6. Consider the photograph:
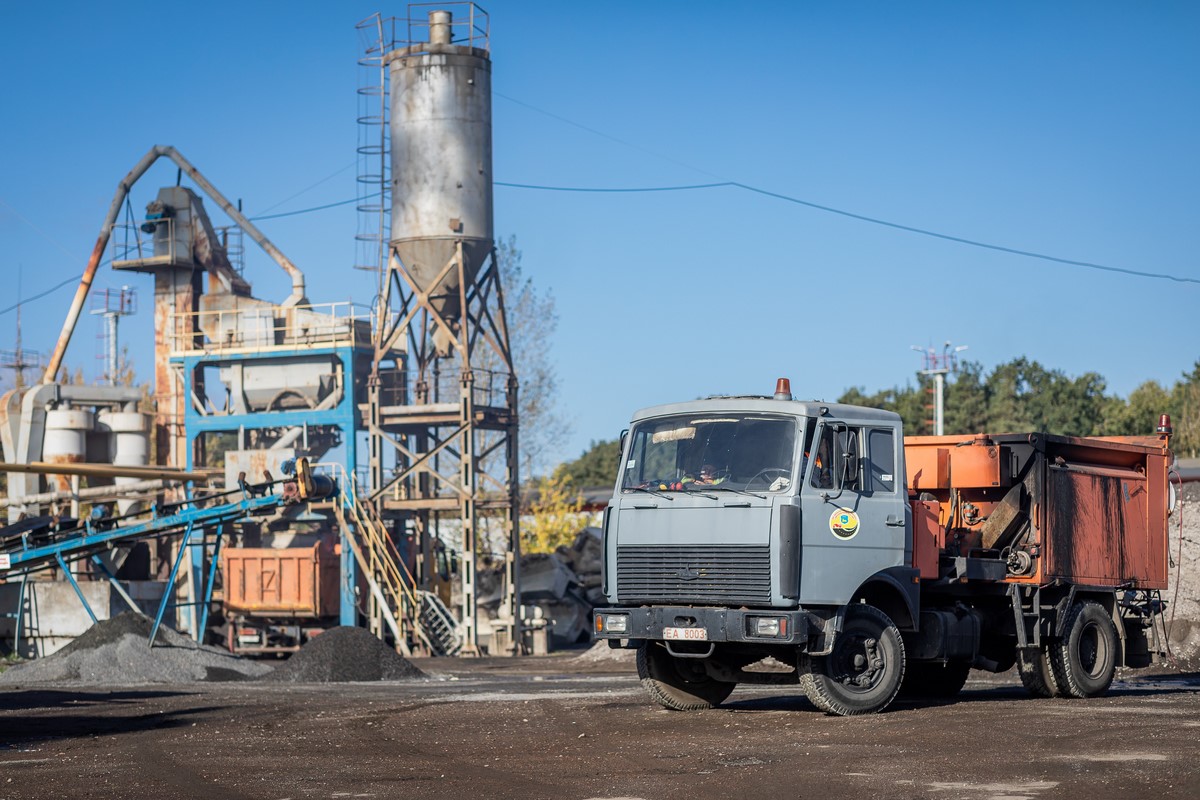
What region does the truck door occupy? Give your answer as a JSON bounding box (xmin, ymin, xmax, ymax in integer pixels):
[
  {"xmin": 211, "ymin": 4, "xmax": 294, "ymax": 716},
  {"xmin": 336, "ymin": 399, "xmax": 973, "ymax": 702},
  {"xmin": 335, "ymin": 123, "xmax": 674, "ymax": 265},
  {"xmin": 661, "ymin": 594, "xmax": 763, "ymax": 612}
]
[{"xmin": 798, "ymin": 421, "xmax": 908, "ymax": 605}]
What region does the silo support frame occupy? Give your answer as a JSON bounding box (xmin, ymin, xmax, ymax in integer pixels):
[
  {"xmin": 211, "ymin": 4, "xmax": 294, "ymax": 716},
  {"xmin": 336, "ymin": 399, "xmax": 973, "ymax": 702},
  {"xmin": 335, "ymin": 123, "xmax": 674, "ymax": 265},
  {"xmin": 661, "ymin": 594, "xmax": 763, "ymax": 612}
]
[{"xmin": 369, "ymin": 241, "xmax": 520, "ymax": 656}]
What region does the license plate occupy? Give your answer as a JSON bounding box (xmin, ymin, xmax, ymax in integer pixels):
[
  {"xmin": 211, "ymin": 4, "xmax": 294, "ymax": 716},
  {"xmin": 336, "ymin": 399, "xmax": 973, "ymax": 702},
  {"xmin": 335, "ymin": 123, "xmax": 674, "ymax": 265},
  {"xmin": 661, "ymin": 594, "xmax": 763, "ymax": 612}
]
[{"xmin": 663, "ymin": 626, "xmax": 708, "ymax": 641}]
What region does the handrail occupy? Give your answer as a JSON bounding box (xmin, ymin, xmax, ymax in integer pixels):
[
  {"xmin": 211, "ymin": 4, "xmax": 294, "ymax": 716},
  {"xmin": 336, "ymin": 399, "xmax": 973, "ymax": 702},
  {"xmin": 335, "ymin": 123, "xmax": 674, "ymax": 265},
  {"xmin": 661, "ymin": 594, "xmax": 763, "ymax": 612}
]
[
  {"xmin": 316, "ymin": 462, "xmax": 446, "ymax": 654},
  {"xmin": 167, "ymin": 301, "xmax": 372, "ymax": 355}
]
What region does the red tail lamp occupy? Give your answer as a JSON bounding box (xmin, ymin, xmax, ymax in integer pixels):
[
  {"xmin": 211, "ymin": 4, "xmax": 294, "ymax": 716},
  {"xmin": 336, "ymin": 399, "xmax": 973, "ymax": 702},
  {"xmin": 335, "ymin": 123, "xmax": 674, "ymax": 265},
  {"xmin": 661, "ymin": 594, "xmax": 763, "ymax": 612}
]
[
  {"xmin": 1157, "ymin": 414, "xmax": 1173, "ymax": 436},
  {"xmin": 774, "ymin": 377, "xmax": 792, "ymax": 401}
]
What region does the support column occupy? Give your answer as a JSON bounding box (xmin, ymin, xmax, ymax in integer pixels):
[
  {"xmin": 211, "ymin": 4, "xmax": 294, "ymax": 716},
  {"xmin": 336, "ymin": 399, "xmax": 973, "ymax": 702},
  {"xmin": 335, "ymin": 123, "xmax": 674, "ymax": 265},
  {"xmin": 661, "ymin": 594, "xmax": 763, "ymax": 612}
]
[{"xmin": 459, "ymin": 367, "xmax": 479, "ymax": 656}]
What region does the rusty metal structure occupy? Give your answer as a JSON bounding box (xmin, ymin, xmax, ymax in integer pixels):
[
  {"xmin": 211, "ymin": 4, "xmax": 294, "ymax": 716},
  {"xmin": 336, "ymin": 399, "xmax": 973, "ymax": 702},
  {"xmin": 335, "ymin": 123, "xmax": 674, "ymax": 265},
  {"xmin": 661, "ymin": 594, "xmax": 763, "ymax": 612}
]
[
  {"xmin": 905, "ymin": 431, "xmax": 1172, "ymax": 588},
  {"xmin": 6, "ymin": 5, "xmax": 521, "ymax": 659},
  {"xmin": 361, "ymin": 4, "xmax": 521, "ymax": 656}
]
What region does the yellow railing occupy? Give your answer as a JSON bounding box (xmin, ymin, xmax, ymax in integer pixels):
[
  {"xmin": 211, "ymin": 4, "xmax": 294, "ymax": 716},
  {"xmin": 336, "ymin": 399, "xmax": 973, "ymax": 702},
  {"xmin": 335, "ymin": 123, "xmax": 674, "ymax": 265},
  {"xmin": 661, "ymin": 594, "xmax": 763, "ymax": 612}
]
[{"xmin": 317, "ymin": 463, "xmax": 438, "ymax": 655}]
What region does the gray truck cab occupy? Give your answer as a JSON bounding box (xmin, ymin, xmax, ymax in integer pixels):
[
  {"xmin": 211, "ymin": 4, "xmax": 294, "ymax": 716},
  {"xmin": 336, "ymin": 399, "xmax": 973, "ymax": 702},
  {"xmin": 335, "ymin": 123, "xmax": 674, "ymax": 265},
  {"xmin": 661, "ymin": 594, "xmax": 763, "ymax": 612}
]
[{"xmin": 593, "ymin": 391, "xmax": 918, "ymax": 715}]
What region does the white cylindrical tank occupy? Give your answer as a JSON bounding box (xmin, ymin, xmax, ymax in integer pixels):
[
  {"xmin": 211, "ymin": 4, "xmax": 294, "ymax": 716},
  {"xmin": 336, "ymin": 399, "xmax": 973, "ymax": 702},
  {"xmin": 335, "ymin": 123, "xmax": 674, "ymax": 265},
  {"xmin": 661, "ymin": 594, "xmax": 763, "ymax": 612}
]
[
  {"xmin": 98, "ymin": 410, "xmax": 150, "ymax": 515},
  {"xmin": 43, "ymin": 408, "xmax": 93, "ymax": 493},
  {"xmin": 386, "ymin": 7, "xmax": 493, "ymax": 322}
]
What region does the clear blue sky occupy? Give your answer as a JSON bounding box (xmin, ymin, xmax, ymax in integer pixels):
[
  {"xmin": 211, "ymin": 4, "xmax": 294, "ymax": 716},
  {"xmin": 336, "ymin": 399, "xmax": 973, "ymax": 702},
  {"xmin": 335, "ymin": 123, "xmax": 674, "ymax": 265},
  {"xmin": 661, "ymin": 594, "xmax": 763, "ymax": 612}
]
[{"xmin": 1, "ymin": 1, "xmax": 1197, "ymax": 467}]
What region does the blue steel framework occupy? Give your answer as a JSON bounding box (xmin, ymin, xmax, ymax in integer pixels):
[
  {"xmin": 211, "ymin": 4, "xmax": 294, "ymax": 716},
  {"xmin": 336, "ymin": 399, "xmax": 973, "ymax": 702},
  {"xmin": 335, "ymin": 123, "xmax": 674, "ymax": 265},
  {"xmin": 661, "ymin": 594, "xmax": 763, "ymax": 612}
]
[
  {"xmin": 173, "ymin": 342, "xmax": 366, "ymax": 626},
  {"xmin": 2, "ymin": 485, "xmax": 292, "ymax": 647}
]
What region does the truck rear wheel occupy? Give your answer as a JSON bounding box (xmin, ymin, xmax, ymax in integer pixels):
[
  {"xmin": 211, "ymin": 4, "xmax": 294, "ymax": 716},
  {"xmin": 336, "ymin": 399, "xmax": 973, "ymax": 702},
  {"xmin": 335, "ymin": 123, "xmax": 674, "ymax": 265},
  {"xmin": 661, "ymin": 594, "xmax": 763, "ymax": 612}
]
[
  {"xmin": 636, "ymin": 643, "xmax": 735, "ymax": 711},
  {"xmin": 799, "ymin": 604, "xmax": 905, "ymax": 716},
  {"xmin": 1016, "ymin": 646, "xmax": 1062, "ymax": 698},
  {"xmin": 1049, "ymin": 601, "xmax": 1117, "ymax": 698}
]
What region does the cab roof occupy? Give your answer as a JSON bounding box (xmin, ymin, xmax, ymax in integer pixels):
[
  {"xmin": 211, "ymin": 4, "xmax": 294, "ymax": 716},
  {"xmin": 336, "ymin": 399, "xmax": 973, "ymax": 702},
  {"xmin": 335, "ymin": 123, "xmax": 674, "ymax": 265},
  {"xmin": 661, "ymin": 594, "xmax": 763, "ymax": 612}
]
[{"xmin": 630, "ymin": 397, "xmax": 902, "ymax": 425}]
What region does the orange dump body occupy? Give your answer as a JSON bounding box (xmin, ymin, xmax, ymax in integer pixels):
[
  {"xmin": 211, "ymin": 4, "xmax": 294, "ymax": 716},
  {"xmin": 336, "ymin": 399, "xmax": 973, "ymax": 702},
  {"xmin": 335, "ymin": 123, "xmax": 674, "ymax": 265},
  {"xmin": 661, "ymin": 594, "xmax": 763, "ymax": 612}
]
[
  {"xmin": 222, "ymin": 542, "xmax": 340, "ymax": 617},
  {"xmin": 904, "ymin": 432, "xmax": 1172, "ymax": 589}
]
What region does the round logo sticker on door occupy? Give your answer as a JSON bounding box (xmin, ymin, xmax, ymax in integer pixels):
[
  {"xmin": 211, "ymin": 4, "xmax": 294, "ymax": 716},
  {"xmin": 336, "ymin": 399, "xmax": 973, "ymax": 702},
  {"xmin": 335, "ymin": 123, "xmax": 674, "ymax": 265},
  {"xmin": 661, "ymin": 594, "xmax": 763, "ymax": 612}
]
[{"xmin": 829, "ymin": 508, "xmax": 860, "ymax": 540}]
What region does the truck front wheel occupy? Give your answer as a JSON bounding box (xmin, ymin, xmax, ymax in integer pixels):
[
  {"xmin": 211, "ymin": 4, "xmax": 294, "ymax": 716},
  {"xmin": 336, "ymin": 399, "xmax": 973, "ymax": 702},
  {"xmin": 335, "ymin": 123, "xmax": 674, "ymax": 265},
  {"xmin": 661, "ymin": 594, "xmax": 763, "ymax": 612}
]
[
  {"xmin": 799, "ymin": 604, "xmax": 905, "ymax": 716},
  {"xmin": 636, "ymin": 643, "xmax": 736, "ymax": 711}
]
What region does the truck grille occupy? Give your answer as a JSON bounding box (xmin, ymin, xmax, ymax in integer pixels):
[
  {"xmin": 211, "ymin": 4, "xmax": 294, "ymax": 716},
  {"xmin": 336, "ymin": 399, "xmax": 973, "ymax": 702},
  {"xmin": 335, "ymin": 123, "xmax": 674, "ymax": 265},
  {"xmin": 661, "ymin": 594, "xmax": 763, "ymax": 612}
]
[{"xmin": 616, "ymin": 544, "xmax": 771, "ymax": 605}]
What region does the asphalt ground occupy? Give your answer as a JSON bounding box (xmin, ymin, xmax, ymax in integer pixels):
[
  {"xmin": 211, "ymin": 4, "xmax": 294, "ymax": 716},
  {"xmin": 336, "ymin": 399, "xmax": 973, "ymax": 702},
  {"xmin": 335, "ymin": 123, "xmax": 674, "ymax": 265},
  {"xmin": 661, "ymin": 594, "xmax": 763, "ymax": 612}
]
[{"xmin": 2, "ymin": 656, "xmax": 1199, "ymax": 800}]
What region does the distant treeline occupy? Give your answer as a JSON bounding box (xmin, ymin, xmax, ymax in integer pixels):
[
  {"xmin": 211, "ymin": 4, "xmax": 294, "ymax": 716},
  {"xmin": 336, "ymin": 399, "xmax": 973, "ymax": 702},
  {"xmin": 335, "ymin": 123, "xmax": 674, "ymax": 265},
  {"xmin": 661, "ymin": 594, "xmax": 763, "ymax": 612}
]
[
  {"xmin": 839, "ymin": 357, "xmax": 1200, "ymax": 458},
  {"xmin": 556, "ymin": 357, "xmax": 1200, "ymax": 489}
]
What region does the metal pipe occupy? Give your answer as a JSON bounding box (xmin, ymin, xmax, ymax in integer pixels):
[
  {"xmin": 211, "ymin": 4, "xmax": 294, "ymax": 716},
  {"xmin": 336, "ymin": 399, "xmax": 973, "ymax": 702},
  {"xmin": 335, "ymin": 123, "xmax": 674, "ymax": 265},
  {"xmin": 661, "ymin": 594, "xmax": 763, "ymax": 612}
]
[
  {"xmin": 0, "ymin": 477, "xmax": 173, "ymax": 508},
  {"xmin": 0, "ymin": 461, "xmax": 215, "ymax": 481},
  {"xmin": 42, "ymin": 145, "xmax": 308, "ymax": 384},
  {"xmin": 43, "ymin": 147, "xmax": 161, "ymax": 384},
  {"xmin": 429, "ymin": 10, "xmax": 452, "ymax": 44},
  {"xmin": 162, "ymin": 146, "xmax": 307, "ymax": 308}
]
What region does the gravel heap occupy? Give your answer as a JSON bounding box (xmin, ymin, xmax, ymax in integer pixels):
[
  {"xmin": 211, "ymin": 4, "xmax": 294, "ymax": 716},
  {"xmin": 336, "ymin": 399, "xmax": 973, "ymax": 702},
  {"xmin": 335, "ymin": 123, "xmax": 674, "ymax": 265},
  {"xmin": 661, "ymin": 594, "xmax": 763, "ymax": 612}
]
[
  {"xmin": 262, "ymin": 626, "xmax": 425, "ymax": 682},
  {"xmin": 0, "ymin": 612, "xmax": 271, "ymax": 684},
  {"xmin": 570, "ymin": 640, "xmax": 635, "ymax": 664}
]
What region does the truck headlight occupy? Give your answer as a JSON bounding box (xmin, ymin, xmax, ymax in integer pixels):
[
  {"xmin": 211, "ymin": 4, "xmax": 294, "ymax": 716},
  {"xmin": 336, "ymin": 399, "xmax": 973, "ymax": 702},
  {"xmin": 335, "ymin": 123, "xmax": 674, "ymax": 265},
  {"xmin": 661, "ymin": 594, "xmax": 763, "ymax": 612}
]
[
  {"xmin": 750, "ymin": 616, "xmax": 787, "ymax": 637},
  {"xmin": 597, "ymin": 614, "xmax": 628, "ymax": 634}
]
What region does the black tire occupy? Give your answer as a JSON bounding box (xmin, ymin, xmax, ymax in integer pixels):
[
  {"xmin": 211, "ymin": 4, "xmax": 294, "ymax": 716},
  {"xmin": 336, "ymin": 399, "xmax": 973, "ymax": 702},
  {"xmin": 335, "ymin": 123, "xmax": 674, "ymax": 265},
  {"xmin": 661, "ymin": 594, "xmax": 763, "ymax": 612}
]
[
  {"xmin": 1016, "ymin": 646, "xmax": 1062, "ymax": 698},
  {"xmin": 799, "ymin": 604, "xmax": 905, "ymax": 716},
  {"xmin": 636, "ymin": 643, "xmax": 735, "ymax": 711},
  {"xmin": 1049, "ymin": 601, "xmax": 1118, "ymax": 698},
  {"xmin": 899, "ymin": 660, "xmax": 971, "ymax": 698}
]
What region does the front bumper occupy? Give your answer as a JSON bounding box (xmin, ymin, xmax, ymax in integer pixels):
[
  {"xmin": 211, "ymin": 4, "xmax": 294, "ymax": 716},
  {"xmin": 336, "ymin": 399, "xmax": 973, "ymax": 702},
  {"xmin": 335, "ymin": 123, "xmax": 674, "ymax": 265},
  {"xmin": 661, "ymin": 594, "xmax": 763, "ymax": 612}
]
[{"xmin": 593, "ymin": 605, "xmax": 812, "ymax": 646}]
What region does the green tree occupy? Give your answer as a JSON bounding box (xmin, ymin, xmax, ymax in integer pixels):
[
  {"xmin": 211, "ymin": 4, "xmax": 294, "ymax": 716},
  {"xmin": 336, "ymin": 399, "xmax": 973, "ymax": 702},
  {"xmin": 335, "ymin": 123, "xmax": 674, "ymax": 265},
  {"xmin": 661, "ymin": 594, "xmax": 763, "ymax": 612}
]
[
  {"xmin": 1102, "ymin": 380, "xmax": 1170, "ymax": 436},
  {"xmin": 837, "ymin": 383, "xmax": 926, "ymax": 433},
  {"xmin": 944, "ymin": 360, "xmax": 988, "ymax": 434},
  {"xmin": 556, "ymin": 438, "xmax": 622, "ymax": 489},
  {"xmin": 1171, "ymin": 360, "xmax": 1200, "ymax": 457}
]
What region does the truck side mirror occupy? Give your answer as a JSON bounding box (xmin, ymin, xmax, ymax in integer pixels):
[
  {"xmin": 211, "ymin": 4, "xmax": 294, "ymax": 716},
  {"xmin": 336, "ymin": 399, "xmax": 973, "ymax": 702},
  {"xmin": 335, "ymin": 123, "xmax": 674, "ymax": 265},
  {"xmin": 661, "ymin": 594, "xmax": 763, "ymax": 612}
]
[
  {"xmin": 836, "ymin": 427, "xmax": 860, "ymax": 490},
  {"xmin": 620, "ymin": 429, "xmax": 629, "ymax": 453}
]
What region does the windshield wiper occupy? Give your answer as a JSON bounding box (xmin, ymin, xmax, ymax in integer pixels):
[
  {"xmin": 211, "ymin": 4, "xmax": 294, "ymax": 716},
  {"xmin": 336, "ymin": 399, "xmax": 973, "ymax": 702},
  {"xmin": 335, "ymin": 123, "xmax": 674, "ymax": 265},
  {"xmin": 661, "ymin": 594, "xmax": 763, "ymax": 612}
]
[
  {"xmin": 679, "ymin": 485, "xmax": 717, "ymax": 500},
  {"xmin": 624, "ymin": 486, "xmax": 675, "ymax": 501}
]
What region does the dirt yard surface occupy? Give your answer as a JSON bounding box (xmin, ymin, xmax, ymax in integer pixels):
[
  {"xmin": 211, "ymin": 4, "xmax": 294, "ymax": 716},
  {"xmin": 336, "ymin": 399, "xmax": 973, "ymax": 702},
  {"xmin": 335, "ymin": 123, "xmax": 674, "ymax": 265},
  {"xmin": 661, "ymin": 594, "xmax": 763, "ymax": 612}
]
[{"xmin": 2, "ymin": 656, "xmax": 1199, "ymax": 800}]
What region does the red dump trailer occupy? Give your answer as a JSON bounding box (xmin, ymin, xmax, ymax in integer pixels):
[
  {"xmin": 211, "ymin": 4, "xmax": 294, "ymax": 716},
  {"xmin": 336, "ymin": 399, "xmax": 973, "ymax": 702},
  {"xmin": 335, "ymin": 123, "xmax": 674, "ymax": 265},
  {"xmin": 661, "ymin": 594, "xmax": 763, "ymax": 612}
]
[{"xmin": 220, "ymin": 541, "xmax": 340, "ymax": 654}]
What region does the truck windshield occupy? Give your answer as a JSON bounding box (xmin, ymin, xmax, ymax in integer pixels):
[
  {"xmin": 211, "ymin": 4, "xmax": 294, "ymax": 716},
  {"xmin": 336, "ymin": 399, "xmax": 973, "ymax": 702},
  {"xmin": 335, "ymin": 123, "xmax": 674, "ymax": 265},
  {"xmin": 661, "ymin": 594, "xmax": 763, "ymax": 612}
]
[{"xmin": 621, "ymin": 414, "xmax": 798, "ymax": 494}]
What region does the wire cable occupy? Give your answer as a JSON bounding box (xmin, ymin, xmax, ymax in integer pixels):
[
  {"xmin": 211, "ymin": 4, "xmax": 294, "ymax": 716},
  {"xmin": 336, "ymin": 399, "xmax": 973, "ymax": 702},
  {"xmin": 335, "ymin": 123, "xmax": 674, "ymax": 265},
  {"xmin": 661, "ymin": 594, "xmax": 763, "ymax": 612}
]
[
  {"xmin": 0, "ymin": 275, "xmax": 81, "ymax": 316},
  {"xmin": 493, "ymin": 91, "xmax": 1198, "ymax": 286},
  {"xmin": 495, "ymin": 180, "xmax": 1200, "ymax": 286},
  {"xmin": 251, "ymin": 159, "xmax": 358, "ymax": 216},
  {"xmin": 247, "ymin": 192, "xmax": 379, "ymax": 221}
]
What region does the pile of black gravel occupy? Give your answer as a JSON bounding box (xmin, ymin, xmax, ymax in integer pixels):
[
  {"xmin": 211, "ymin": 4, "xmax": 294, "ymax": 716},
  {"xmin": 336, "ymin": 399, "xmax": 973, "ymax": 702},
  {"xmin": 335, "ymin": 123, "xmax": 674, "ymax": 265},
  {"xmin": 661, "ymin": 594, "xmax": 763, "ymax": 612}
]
[
  {"xmin": 262, "ymin": 626, "xmax": 426, "ymax": 683},
  {"xmin": 0, "ymin": 611, "xmax": 271, "ymax": 684},
  {"xmin": 54, "ymin": 610, "xmax": 156, "ymax": 656}
]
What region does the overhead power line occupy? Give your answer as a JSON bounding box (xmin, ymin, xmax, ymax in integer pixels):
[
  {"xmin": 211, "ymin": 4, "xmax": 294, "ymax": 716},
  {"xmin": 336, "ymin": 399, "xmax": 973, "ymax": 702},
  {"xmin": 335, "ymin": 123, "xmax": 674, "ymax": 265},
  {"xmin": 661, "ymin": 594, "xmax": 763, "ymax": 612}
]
[
  {"xmin": 0, "ymin": 275, "xmax": 80, "ymax": 316},
  {"xmin": 495, "ymin": 180, "xmax": 1198, "ymax": 286},
  {"xmin": 492, "ymin": 92, "xmax": 1197, "ymax": 287}
]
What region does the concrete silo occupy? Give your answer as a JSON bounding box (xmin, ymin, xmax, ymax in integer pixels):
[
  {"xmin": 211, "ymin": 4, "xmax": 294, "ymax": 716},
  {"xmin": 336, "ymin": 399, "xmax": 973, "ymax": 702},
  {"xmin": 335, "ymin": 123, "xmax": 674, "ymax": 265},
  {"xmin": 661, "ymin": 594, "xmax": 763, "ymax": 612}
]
[
  {"xmin": 368, "ymin": 5, "xmax": 521, "ymax": 657},
  {"xmin": 386, "ymin": 8, "xmax": 493, "ymax": 323}
]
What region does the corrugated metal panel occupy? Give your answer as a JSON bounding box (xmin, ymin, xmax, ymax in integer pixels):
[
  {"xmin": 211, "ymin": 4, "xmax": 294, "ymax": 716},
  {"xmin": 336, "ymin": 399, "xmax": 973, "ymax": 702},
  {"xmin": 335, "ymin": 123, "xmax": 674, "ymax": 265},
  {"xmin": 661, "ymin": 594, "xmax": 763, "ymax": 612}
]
[
  {"xmin": 222, "ymin": 543, "xmax": 339, "ymax": 617},
  {"xmin": 617, "ymin": 544, "xmax": 770, "ymax": 605}
]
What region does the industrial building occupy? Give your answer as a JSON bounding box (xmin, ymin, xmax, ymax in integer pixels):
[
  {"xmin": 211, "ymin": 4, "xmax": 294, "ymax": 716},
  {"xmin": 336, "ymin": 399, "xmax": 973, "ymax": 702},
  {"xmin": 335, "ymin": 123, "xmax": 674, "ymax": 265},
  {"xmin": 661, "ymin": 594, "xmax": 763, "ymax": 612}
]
[{"xmin": 1, "ymin": 3, "xmax": 523, "ymax": 659}]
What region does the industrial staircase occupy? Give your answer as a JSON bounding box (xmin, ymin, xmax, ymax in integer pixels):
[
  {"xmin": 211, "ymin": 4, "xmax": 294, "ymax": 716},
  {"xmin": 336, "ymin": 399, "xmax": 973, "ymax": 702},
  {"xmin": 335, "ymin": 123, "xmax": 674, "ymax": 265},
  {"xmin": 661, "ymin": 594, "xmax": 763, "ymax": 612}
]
[{"xmin": 335, "ymin": 476, "xmax": 461, "ymax": 656}]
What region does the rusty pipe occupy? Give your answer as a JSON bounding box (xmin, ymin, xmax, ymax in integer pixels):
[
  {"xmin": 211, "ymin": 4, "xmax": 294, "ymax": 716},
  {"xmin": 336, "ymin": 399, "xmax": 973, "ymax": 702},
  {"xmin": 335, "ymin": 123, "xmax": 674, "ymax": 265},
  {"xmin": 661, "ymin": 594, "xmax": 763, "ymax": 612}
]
[
  {"xmin": 41, "ymin": 145, "xmax": 308, "ymax": 384},
  {"xmin": 42, "ymin": 147, "xmax": 163, "ymax": 384},
  {"xmin": 160, "ymin": 146, "xmax": 307, "ymax": 308},
  {"xmin": 0, "ymin": 461, "xmax": 216, "ymax": 481}
]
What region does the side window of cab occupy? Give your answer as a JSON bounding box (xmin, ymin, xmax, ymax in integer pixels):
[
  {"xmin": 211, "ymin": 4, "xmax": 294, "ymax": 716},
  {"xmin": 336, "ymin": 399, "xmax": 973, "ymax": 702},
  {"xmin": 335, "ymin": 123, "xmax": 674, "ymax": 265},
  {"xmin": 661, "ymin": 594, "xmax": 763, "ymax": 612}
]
[{"xmin": 866, "ymin": 428, "xmax": 897, "ymax": 493}]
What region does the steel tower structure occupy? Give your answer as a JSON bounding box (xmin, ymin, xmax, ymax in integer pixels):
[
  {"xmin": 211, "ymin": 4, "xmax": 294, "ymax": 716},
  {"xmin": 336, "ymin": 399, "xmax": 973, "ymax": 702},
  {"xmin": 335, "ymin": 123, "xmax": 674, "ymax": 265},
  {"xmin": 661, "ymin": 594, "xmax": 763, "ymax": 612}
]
[{"xmin": 366, "ymin": 5, "xmax": 520, "ymax": 656}]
